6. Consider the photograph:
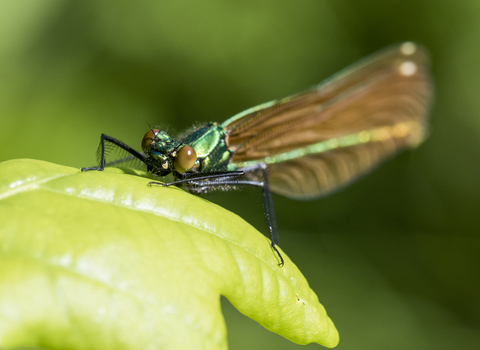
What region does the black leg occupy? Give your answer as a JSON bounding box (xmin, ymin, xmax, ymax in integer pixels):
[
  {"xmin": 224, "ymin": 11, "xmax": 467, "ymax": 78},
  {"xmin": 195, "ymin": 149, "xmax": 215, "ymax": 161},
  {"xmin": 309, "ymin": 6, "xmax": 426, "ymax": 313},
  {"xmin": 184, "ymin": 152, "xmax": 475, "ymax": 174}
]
[
  {"xmin": 176, "ymin": 171, "xmax": 285, "ymax": 267},
  {"xmin": 260, "ymin": 167, "xmax": 283, "ymax": 266},
  {"xmin": 82, "ymin": 134, "xmax": 146, "ymax": 172},
  {"xmin": 148, "ymin": 170, "xmax": 245, "ymax": 187}
]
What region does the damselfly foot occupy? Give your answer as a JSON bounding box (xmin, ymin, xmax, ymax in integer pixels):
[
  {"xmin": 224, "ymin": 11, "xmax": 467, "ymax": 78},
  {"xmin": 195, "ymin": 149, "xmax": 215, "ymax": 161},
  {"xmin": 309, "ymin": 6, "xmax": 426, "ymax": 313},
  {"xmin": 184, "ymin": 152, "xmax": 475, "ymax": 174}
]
[
  {"xmin": 81, "ymin": 167, "xmax": 103, "ymax": 172},
  {"xmin": 148, "ymin": 181, "xmax": 169, "ymax": 187},
  {"xmin": 272, "ymin": 243, "xmax": 285, "ymax": 267}
]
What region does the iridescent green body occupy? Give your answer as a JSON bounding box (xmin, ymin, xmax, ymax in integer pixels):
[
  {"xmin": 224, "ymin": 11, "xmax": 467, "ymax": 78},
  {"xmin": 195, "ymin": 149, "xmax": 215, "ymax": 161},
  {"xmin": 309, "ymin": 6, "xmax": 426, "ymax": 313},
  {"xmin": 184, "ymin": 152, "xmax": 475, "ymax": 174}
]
[
  {"xmin": 182, "ymin": 122, "xmax": 232, "ymax": 173},
  {"xmin": 227, "ymin": 121, "xmax": 422, "ymax": 171}
]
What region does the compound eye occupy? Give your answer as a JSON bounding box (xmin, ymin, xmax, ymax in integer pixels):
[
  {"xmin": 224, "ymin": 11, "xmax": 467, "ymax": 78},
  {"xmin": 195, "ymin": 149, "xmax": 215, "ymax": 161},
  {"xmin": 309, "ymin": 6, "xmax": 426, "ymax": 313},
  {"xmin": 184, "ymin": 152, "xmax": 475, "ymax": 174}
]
[
  {"xmin": 141, "ymin": 129, "xmax": 160, "ymax": 152},
  {"xmin": 174, "ymin": 145, "xmax": 197, "ymax": 173}
]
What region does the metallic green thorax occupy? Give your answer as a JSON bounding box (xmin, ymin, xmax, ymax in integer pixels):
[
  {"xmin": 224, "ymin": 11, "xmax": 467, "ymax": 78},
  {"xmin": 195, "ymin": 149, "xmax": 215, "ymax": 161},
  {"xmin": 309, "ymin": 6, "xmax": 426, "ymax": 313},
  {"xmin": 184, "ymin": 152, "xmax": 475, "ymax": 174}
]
[
  {"xmin": 144, "ymin": 122, "xmax": 233, "ymax": 176},
  {"xmin": 182, "ymin": 122, "xmax": 233, "ymax": 173}
]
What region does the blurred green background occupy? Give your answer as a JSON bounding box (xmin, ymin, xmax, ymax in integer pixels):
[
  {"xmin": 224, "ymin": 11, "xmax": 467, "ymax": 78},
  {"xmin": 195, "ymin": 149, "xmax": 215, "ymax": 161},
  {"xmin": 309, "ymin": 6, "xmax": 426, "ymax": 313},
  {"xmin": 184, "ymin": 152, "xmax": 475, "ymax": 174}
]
[{"xmin": 1, "ymin": 1, "xmax": 479, "ymax": 349}]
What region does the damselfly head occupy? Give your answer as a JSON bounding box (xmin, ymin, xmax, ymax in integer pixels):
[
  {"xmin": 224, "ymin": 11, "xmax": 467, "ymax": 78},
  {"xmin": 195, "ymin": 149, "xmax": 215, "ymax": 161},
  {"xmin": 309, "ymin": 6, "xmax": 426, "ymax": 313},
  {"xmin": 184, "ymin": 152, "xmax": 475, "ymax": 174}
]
[
  {"xmin": 141, "ymin": 129, "xmax": 177, "ymax": 155},
  {"xmin": 141, "ymin": 129, "xmax": 197, "ymax": 175}
]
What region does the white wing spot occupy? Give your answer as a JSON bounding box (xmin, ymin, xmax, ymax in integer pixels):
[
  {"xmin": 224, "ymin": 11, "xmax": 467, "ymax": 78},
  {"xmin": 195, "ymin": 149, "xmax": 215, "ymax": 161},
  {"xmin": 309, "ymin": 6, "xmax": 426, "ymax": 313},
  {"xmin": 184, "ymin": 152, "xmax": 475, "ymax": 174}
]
[
  {"xmin": 400, "ymin": 42, "xmax": 417, "ymax": 55},
  {"xmin": 399, "ymin": 61, "xmax": 417, "ymax": 76}
]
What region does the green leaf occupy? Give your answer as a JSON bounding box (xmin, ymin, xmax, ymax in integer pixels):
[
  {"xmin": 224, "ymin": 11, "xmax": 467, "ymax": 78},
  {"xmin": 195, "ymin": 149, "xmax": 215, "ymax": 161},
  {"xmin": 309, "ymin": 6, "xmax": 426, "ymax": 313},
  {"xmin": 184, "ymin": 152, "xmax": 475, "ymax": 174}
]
[{"xmin": 0, "ymin": 159, "xmax": 339, "ymax": 349}]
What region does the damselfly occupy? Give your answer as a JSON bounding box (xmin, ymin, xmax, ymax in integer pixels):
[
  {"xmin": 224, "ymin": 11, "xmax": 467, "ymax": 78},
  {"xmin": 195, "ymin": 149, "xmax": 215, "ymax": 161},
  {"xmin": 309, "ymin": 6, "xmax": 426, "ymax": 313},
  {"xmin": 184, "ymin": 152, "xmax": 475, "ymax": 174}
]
[{"xmin": 82, "ymin": 42, "xmax": 433, "ymax": 266}]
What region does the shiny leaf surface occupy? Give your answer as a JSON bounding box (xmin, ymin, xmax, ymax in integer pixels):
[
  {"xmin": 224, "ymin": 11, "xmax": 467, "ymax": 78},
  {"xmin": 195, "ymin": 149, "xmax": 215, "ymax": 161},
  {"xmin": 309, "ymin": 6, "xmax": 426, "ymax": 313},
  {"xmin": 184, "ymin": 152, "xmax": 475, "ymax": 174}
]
[{"xmin": 0, "ymin": 159, "xmax": 338, "ymax": 349}]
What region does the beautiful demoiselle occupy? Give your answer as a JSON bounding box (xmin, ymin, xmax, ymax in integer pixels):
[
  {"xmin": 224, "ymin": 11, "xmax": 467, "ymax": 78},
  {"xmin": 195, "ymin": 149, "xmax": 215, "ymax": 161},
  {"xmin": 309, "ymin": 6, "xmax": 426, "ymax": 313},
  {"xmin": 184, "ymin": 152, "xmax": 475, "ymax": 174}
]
[{"xmin": 83, "ymin": 42, "xmax": 433, "ymax": 266}]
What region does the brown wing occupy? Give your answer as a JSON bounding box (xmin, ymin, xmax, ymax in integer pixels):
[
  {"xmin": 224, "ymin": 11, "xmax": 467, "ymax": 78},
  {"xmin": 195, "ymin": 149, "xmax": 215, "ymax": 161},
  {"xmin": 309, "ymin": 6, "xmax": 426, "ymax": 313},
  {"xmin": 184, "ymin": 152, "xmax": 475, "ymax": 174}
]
[{"xmin": 222, "ymin": 42, "xmax": 433, "ymax": 199}]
